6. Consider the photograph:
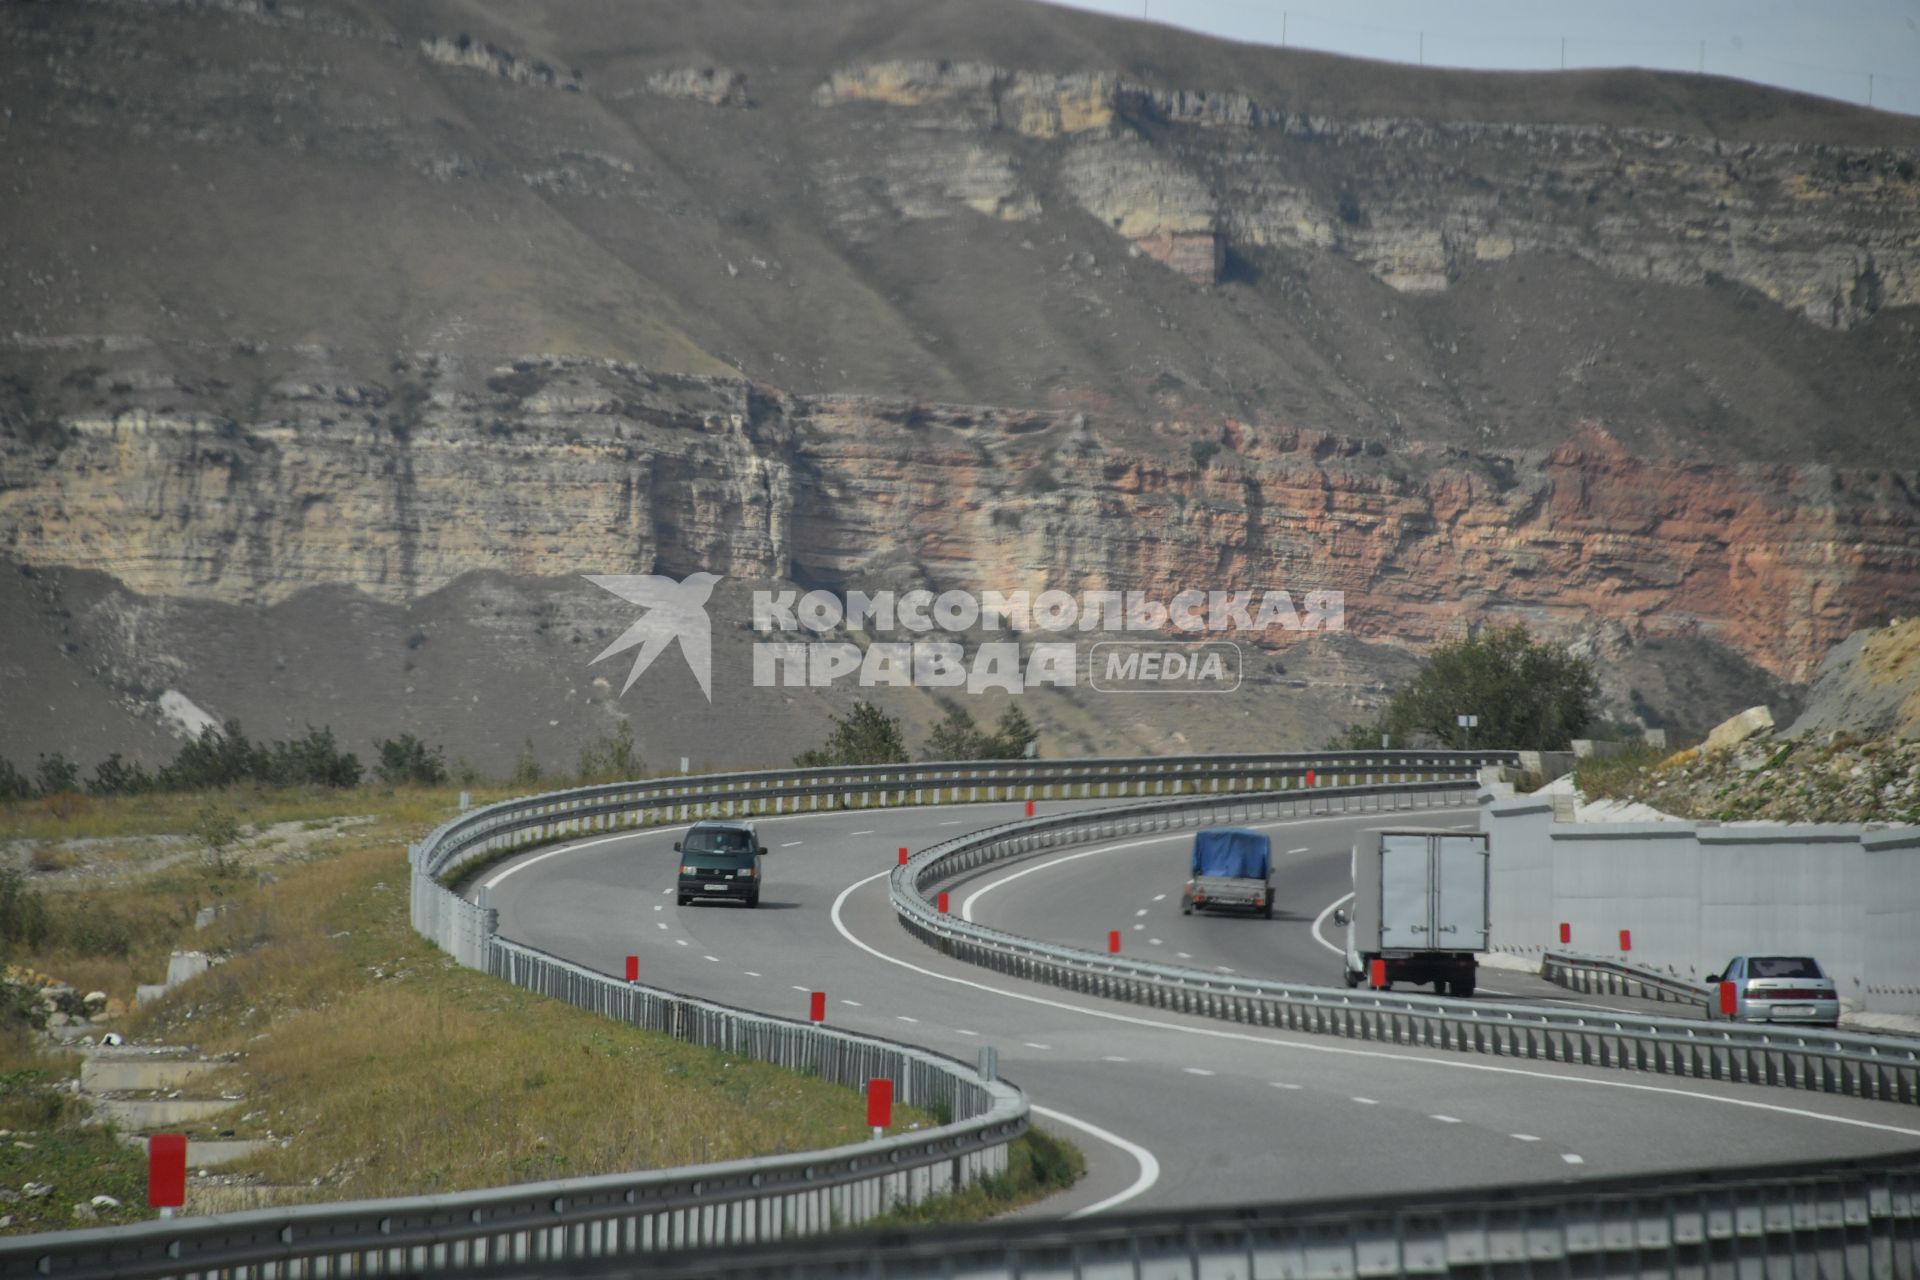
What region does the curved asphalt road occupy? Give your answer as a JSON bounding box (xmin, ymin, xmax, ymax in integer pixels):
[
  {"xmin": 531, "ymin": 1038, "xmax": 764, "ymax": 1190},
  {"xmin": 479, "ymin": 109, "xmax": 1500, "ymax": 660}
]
[{"xmin": 479, "ymin": 801, "xmax": 1920, "ymax": 1217}]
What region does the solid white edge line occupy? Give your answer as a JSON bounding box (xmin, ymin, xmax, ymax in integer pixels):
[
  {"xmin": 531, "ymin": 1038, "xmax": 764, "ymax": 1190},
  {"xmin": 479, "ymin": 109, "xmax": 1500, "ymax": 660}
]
[
  {"xmin": 827, "ymin": 869, "xmax": 1920, "ymax": 1142},
  {"xmin": 1030, "ymin": 1104, "xmax": 1161, "ymax": 1218}
]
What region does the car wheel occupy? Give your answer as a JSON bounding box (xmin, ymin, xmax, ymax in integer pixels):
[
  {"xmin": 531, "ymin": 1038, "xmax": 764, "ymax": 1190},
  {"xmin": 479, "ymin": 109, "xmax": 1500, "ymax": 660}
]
[{"xmin": 747, "ymin": 892, "xmax": 760, "ymax": 909}]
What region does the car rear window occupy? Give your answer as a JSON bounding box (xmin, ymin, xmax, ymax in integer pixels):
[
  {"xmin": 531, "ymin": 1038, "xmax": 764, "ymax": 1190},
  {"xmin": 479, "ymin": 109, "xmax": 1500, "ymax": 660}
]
[
  {"xmin": 684, "ymin": 828, "xmax": 754, "ymax": 855},
  {"xmin": 1748, "ymin": 957, "xmax": 1823, "ymax": 979}
]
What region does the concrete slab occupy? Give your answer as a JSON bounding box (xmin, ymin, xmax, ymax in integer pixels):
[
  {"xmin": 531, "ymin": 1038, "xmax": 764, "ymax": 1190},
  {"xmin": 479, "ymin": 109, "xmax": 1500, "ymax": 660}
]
[
  {"xmin": 82, "ymin": 1058, "xmax": 220, "ymax": 1092},
  {"xmin": 93, "ymin": 1097, "xmax": 238, "ymax": 1128}
]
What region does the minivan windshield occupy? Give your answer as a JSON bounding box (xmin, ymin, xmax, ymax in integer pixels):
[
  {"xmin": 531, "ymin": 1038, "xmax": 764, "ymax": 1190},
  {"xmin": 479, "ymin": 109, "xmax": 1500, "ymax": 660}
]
[{"xmin": 683, "ymin": 828, "xmax": 755, "ymax": 855}]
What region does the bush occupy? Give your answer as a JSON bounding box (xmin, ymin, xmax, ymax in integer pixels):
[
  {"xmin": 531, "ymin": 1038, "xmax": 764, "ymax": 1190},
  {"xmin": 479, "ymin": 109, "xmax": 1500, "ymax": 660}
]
[
  {"xmin": 374, "ymin": 734, "xmax": 448, "ymax": 786},
  {"xmin": 1334, "ymin": 623, "xmax": 1598, "ymax": 752},
  {"xmin": 577, "ymin": 721, "xmax": 643, "ymax": 783},
  {"xmin": 159, "ymin": 720, "xmax": 269, "ymax": 790},
  {"xmin": 923, "ymin": 702, "xmax": 1041, "ymax": 761},
  {"xmin": 1189, "ymin": 440, "xmax": 1221, "ymax": 469},
  {"xmin": 0, "ymin": 758, "xmax": 32, "ymax": 801},
  {"xmin": 193, "ymin": 802, "xmax": 245, "ymax": 878},
  {"xmin": 87, "ymin": 752, "xmax": 155, "ymax": 796},
  {"xmin": 0, "ymin": 868, "xmax": 51, "ymax": 956},
  {"xmin": 266, "ymin": 725, "xmax": 364, "ymax": 788},
  {"xmin": 795, "ymin": 701, "xmax": 908, "ymax": 767},
  {"xmin": 509, "ymin": 738, "xmax": 544, "ymax": 788},
  {"xmin": 34, "ymin": 752, "xmax": 80, "ymax": 797}
]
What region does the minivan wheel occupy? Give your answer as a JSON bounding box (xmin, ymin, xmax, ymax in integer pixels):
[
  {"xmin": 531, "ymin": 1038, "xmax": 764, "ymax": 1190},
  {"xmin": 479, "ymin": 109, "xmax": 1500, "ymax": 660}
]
[
  {"xmin": 747, "ymin": 892, "xmax": 760, "ymax": 909},
  {"xmin": 677, "ymin": 894, "xmax": 690, "ymax": 906}
]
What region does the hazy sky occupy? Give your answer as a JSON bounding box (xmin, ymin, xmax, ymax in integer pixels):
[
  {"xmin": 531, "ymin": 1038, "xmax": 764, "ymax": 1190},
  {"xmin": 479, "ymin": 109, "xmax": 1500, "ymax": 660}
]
[{"xmin": 1044, "ymin": 0, "xmax": 1920, "ymax": 116}]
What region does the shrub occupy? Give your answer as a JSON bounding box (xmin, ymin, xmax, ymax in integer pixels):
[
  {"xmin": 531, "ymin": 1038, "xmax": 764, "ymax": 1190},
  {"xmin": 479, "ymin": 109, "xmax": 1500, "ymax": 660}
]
[
  {"xmin": 193, "ymin": 803, "xmax": 245, "ymax": 878},
  {"xmin": 374, "ymin": 734, "xmax": 448, "ymax": 786},
  {"xmin": 795, "ymin": 701, "xmax": 908, "ymax": 767},
  {"xmin": 87, "ymin": 752, "xmax": 155, "ymax": 796},
  {"xmin": 266, "ymin": 725, "xmax": 364, "ymax": 788},
  {"xmin": 0, "ymin": 757, "xmax": 33, "ymax": 801},
  {"xmin": 0, "ymin": 868, "xmax": 51, "ymax": 956},
  {"xmin": 34, "ymin": 752, "xmax": 81, "ymax": 797}
]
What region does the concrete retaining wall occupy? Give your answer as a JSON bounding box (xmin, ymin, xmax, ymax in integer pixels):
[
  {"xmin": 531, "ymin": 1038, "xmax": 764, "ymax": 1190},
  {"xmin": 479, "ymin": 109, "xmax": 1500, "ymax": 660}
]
[{"xmin": 1480, "ymin": 793, "xmax": 1920, "ymax": 1014}]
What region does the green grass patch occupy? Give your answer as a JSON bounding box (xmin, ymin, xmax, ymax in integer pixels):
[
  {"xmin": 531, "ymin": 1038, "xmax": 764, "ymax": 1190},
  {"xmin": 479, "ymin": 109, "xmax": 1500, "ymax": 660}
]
[
  {"xmin": 1570, "ymin": 743, "xmax": 1672, "ymax": 802},
  {"xmin": 862, "ymin": 1127, "xmax": 1084, "ymax": 1226},
  {"xmin": 0, "ymin": 1037, "xmax": 149, "ymax": 1234}
]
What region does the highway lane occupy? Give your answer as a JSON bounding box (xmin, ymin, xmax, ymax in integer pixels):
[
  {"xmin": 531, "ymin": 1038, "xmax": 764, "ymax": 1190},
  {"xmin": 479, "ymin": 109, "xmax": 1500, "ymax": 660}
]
[
  {"xmin": 951, "ymin": 811, "xmax": 1696, "ymax": 1013},
  {"xmin": 479, "ymin": 801, "xmax": 1920, "ymax": 1216}
]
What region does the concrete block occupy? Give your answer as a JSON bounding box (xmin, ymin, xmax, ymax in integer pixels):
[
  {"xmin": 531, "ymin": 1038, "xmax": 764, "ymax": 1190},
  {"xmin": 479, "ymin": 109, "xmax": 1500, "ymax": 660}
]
[
  {"xmin": 82, "ymin": 1058, "xmax": 218, "ymax": 1092},
  {"xmin": 92, "ymin": 1097, "xmax": 237, "ymax": 1128},
  {"xmin": 165, "ymin": 952, "xmax": 211, "ymax": 987}
]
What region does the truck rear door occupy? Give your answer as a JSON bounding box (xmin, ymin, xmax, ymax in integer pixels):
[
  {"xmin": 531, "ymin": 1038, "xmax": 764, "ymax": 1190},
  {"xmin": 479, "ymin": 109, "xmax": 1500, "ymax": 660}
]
[
  {"xmin": 1378, "ymin": 834, "xmax": 1431, "ymax": 949},
  {"xmin": 1432, "ymin": 834, "xmax": 1489, "ymax": 950}
]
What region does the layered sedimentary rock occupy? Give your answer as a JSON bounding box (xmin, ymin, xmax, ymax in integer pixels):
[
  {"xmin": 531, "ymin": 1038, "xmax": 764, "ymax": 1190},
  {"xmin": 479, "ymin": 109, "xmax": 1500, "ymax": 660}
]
[{"xmin": 4, "ymin": 353, "xmax": 1915, "ymax": 685}]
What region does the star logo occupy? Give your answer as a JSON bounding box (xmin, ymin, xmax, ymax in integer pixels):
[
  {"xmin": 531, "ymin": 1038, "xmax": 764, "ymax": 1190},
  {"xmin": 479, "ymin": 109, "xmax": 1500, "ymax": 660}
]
[{"xmin": 585, "ymin": 572, "xmax": 721, "ymax": 700}]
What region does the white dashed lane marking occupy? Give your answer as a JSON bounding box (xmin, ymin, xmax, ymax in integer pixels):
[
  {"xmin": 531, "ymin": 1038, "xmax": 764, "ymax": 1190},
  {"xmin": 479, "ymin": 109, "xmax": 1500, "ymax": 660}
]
[
  {"xmin": 1104, "ymin": 1055, "xmax": 1130, "ymax": 1063},
  {"xmin": 1184, "ymin": 1068, "xmax": 1216, "ymax": 1077},
  {"xmin": 841, "ymin": 1000, "xmax": 862, "ymax": 1007},
  {"xmin": 1512, "ymin": 1134, "xmax": 1541, "ymax": 1143},
  {"xmin": 675, "ymin": 939, "xmax": 689, "ymax": 947},
  {"xmin": 703, "ymin": 955, "xmax": 720, "ymax": 963},
  {"xmin": 1024, "ymin": 1042, "xmax": 1052, "ymax": 1050},
  {"xmin": 780, "ymin": 841, "xmax": 804, "ymax": 847},
  {"xmin": 1431, "ymin": 1115, "xmax": 1462, "ymax": 1124},
  {"xmin": 1271, "ymin": 1082, "xmax": 1302, "ymax": 1091},
  {"xmin": 1562, "ymin": 1154, "xmax": 1585, "ymax": 1165},
  {"xmin": 1287, "ymin": 847, "xmax": 1311, "ymax": 854},
  {"xmin": 849, "ymin": 829, "xmax": 873, "ymax": 836},
  {"xmin": 1152, "ymin": 893, "xmax": 1167, "ymax": 902},
  {"xmin": 898, "ymin": 1016, "xmax": 919, "ymax": 1024},
  {"xmin": 954, "ymin": 1029, "xmax": 979, "ymax": 1037},
  {"xmin": 1134, "ymin": 908, "xmax": 1149, "ymax": 916},
  {"xmin": 744, "ymin": 971, "xmax": 761, "ymax": 978},
  {"xmin": 1351, "ymin": 1097, "xmax": 1380, "ymax": 1106}
]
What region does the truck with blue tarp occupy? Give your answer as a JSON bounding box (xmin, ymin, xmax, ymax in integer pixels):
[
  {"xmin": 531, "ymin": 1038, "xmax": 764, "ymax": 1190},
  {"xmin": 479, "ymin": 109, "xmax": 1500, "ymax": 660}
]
[{"xmin": 1180, "ymin": 827, "xmax": 1274, "ymax": 918}]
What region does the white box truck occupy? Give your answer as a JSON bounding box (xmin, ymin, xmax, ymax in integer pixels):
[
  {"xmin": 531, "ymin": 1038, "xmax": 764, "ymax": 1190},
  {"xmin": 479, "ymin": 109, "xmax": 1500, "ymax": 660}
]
[{"xmin": 1335, "ymin": 828, "xmax": 1489, "ymax": 997}]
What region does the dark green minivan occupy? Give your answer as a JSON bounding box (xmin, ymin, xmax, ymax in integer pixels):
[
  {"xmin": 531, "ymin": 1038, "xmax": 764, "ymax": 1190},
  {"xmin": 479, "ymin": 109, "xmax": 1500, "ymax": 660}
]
[{"xmin": 674, "ymin": 820, "xmax": 768, "ymax": 907}]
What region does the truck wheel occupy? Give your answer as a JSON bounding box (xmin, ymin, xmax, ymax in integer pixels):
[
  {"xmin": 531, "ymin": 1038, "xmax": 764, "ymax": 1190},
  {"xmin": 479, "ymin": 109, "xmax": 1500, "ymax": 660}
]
[
  {"xmin": 1181, "ymin": 897, "xmax": 1192, "ymax": 916},
  {"xmin": 1343, "ymin": 967, "xmax": 1361, "ymax": 988},
  {"xmin": 1450, "ymin": 976, "xmax": 1475, "ymax": 998},
  {"xmin": 1263, "ymin": 900, "xmax": 1274, "ymax": 920}
]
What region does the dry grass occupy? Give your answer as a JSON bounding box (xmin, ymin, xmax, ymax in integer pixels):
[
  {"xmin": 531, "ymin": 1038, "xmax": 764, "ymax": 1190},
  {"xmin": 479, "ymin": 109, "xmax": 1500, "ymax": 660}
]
[{"xmin": 121, "ymin": 842, "xmax": 935, "ymax": 1203}]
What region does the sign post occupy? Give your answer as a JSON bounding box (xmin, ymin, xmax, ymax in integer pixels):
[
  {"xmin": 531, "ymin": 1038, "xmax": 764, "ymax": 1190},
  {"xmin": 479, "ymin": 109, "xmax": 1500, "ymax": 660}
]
[{"xmin": 148, "ymin": 1133, "xmax": 186, "ymax": 1220}]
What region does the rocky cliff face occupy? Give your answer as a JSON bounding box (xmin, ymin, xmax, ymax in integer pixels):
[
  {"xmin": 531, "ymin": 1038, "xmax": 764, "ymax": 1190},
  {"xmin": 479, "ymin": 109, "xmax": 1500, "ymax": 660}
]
[
  {"xmin": 5, "ymin": 351, "xmax": 1915, "ymax": 688},
  {"xmin": 814, "ymin": 58, "xmax": 1918, "ymax": 322}
]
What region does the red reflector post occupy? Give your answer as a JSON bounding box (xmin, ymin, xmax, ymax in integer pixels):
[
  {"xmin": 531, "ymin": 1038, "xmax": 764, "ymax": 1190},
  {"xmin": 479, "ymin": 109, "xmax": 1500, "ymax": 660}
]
[
  {"xmin": 1558, "ymin": 922, "xmax": 1571, "ymax": 945},
  {"xmin": 148, "ymin": 1133, "xmax": 187, "ymax": 1209},
  {"xmin": 898, "ymin": 847, "xmax": 909, "ymax": 866},
  {"xmin": 1108, "ymin": 930, "xmax": 1121, "ymax": 954},
  {"xmin": 1619, "ymin": 929, "xmax": 1632, "ymax": 952},
  {"xmin": 1025, "ymin": 800, "xmax": 1035, "ymax": 817},
  {"xmin": 1369, "ymin": 959, "xmax": 1388, "ymax": 989},
  {"xmin": 866, "ymin": 1079, "xmax": 893, "ymax": 1130},
  {"xmin": 1719, "ymin": 981, "xmax": 1738, "ymax": 1016},
  {"xmin": 809, "ymin": 991, "xmax": 826, "ymax": 1022},
  {"xmin": 624, "ymin": 955, "xmax": 639, "ymax": 983},
  {"xmin": 937, "ymin": 891, "xmax": 950, "ymax": 914},
  {"xmin": 1306, "ymin": 770, "xmax": 1317, "ymax": 787}
]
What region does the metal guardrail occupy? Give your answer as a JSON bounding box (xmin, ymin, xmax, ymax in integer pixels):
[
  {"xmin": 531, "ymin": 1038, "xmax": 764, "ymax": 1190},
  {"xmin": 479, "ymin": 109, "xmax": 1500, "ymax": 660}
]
[
  {"xmin": 1543, "ymin": 949, "xmax": 1714, "ymax": 1007},
  {"xmin": 464, "ymin": 1149, "xmax": 1920, "ymax": 1280},
  {"xmin": 6, "ymin": 753, "xmax": 1502, "ymax": 1279},
  {"xmin": 888, "ymin": 788, "xmax": 1920, "ymax": 1109}
]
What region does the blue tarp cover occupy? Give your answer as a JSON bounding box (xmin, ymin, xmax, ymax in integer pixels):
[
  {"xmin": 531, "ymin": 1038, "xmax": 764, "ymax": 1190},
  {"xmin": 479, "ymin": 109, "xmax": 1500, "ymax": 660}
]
[{"xmin": 1190, "ymin": 828, "xmax": 1271, "ymax": 879}]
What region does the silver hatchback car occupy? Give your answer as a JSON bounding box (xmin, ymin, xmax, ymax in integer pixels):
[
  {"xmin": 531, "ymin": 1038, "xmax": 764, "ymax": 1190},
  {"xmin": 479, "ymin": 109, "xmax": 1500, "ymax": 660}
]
[{"xmin": 1704, "ymin": 955, "xmax": 1841, "ymax": 1026}]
